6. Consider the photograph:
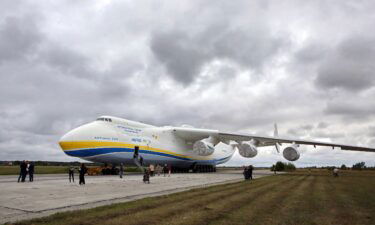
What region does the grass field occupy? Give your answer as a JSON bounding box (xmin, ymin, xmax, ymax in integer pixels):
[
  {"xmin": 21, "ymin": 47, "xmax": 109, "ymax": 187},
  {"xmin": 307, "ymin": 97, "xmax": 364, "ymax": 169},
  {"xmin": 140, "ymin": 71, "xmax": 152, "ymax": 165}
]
[
  {"xmin": 0, "ymin": 166, "xmax": 70, "ymax": 175},
  {"xmin": 0, "ymin": 166, "xmax": 142, "ymax": 175},
  {"xmin": 10, "ymin": 170, "xmax": 375, "ymax": 225}
]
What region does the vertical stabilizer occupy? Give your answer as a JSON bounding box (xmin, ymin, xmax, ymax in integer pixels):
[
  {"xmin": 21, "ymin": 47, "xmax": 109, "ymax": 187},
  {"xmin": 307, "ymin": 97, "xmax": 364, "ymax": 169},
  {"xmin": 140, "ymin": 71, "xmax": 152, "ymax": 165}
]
[
  {"xmin": 274, "ymin": 123, "xmax": 281, "ymax": 153},
  {"xmin": 274, "ymin": 123, "xmax": 278, "ymax": 137}
]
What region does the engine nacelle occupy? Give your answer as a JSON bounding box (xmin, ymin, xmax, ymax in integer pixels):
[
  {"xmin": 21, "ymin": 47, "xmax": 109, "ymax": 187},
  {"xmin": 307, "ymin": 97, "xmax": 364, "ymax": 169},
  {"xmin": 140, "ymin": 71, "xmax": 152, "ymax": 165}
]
[
  {"xmin": 193, "ymin": 138, "xmax": 215, "ymax": 156},
  {"xmin": 238, "ymin": 140, "xmax": 258, "ymax": 158},
  {"xmin": 283, "ymin": 144, "xmax": 300, "ymax": 161}
]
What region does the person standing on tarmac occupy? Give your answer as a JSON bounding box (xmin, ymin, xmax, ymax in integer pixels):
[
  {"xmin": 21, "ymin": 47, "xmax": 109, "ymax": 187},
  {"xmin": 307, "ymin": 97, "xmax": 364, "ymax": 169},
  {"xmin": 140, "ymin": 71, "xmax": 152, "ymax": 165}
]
[
  {"xmin": 119, "ymin": 163, "xmax": 124, "ymax": 179},
  {"xmin": 21, "ymin": 160, "xmax": 27, "ymax": 182},
  {"xmin": 156, "ymin": 164, "xmax": 161, "ymax": 176},
  {"xmin": 68, "ymin": 166, "xmax": 75, "ymax": 183},
  {"xmin": 143, "ymin": 168, "xmax": 150, "ymax": 184},
  {"xmin": 18, "ymin": 160, "xmax": 25, "ymax": 182},
  {"xmin": 163, "ymin": 164, "xmax": 168, "ymax": 177},
  {"xmin": 248, "ymin": 165, "xmax": 254, "ymax": 180},
  {"xmin": 168, "ymin": 164, "xmax": 172, "ymax": 177},
  {"xmin": 28, "ymin": 162, "xmax": 35, "ymax": 182},
  {"xmin": 79, "ymin": 163, "xmax": 87, "ymax": 185},
  {"xmin": 243, "ymin": 166, "xmax": 249, "ymax": 180},
  {"xmin": 149, "ymin": 164, "xmax": 155, "ymax": 176}
]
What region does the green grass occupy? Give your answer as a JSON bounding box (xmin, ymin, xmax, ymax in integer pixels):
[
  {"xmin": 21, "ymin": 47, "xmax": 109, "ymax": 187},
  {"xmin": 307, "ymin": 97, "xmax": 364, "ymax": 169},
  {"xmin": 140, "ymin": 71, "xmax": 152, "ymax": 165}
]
[
  {"xmin": 10, "ymin": 170, "xmax": 375, "ymax": 225},
  {"xmin": 0, "ymin": 166, "xmax": 70, "ymax": 175},
  {"xmin": 0, "ymin": 166, "xmax": 142, "ymax": 175}
]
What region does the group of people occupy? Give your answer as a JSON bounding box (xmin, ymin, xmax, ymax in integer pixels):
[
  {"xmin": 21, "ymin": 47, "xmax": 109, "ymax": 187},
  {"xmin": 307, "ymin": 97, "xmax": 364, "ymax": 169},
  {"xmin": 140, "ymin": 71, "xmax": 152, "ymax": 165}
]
[
  {"xmin": 243, "ymin": 165, "xmax": 254, "ymax": 180},
  {"xmin": 68, "ymin": 163, "xmax": 88, "ymax": 185},
  {"xmin": 143, "ymin": 164, "xmax": 172, "ymax": 184},
  {"xmin": 67, "ymin": 163, "xmax": 174, "ymax": 185},
  {"xmin": 17, "ymin": 160, "xmax": 34, "ymax": 182}
]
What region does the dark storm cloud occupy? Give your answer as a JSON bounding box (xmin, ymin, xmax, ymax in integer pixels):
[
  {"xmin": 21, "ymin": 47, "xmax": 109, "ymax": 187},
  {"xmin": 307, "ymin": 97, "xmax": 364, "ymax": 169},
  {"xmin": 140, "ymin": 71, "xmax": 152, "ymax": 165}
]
[
  {"xmin": 0, "ymin": 15, "xmax": 42, "ymax": 63},
  {"xmin": 39, "ymin": 46, "xmax": 93, "ymax": 78},
  {"xmin": 301, "ymin": 124, "xmax": 314, "ymax": 130},
  {"xmin": 317, "ymin": 122, "xmax": 329, "ymax": 129},
  {"xmin": 150, "ymin": 31, "xmax": 210, "ymax": 84},
  {"xmin": 315, "ymin": 35, "xmax": 375, "ymax": 92},
  {"xmin": 324, "ymin": 101, "xmax": 375, "ymax": 117},
  {"xmin": 150, "ymin": 26, "xmax": 288, "ymax": 85},
  {"xmin": 294, "ymin": 43, "xmax": 328, "ymax": 64}
]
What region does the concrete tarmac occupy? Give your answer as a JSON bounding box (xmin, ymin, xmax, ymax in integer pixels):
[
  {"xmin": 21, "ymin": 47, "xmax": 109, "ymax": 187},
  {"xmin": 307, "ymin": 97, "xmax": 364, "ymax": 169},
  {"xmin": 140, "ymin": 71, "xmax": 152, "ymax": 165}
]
[{"xmin": 0, "ymin": 170, "xmax": 274, "ymax": 224}]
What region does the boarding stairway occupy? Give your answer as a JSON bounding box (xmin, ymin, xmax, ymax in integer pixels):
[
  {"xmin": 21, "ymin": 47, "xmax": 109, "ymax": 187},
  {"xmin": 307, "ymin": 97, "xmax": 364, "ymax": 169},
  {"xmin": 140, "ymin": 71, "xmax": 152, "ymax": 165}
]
[{"xmin": 133, "ymin": 151, "xmax": 145, "ymax": 173}]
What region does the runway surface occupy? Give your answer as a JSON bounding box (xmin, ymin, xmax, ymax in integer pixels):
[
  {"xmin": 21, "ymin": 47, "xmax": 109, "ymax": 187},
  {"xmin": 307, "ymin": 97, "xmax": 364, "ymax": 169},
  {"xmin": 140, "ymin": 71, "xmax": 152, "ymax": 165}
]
[{"xmin": 0, "ymin": 170, "xmax": 274, "ymax": 224}]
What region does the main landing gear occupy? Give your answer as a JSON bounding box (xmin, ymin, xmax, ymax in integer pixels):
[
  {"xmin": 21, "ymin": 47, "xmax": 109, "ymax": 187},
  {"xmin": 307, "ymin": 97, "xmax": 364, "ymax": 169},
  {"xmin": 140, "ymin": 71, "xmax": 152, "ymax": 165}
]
[
  {"xmin": 192, "ymin": 165, "xmax": 216, "ymax": 173},
  {"xmin": 170, "ymin": 165, "xmax": 216, "ymax": 173}
]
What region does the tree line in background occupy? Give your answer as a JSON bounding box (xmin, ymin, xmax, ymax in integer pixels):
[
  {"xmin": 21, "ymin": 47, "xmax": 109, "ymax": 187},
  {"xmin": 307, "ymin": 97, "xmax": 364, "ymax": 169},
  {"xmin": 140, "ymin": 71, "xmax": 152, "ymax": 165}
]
[
  {"xmin": 271, "ymin": 161, "xmax": 296, "ymax": 172},
  {"xmin": 270, "ymin": 161, "xmax": 375, "ymax": 172},
  {"xmin": 0, "ymin": 161, "xmax": 374, "ymax": 170},
  {"xmin": 0, "ymin": 161, "xmax": 102, "ymax": 166}
]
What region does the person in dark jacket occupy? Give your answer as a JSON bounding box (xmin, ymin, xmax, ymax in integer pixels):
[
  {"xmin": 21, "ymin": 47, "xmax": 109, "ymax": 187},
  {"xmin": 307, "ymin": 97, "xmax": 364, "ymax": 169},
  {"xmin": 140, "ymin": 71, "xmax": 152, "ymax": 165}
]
[
  {"xmin": 79, "ymin": 163, "xmax": 87, "ymax": 185},
  {"xmin": 243, "ymin": 166, "xmax": 249, "ymax": 180},
  {"xmin": 28, "ymin": 162, "xmax": 35, "ymax": 182},
  {"xmin": 20, "ymin": 161, "xmax": 27, "ymax": 182},
  {"xmin": 119, "ymin": 163, "xmax": 124, "ymax": 179},
  {"xmin": 143, "ymin": 169, "xmax": 150, "ymax": 184},
  {"xmin": 18, "ymin": 160, "xmax": 25, "ymax": 182},
  {"xmin": 68, "ymin": 166, "xmax": 75, "ymax": 183},
  {"xmin": 248, "ymin": 165, "xmax": 254, "ymax": 180}
]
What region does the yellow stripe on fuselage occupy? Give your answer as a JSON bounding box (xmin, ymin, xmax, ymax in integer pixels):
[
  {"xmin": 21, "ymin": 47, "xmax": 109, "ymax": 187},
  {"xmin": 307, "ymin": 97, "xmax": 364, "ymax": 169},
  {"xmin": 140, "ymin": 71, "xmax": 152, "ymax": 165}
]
[
  {"xmin": 59, "ymin": 141, "xmax": 134, "ymax": 151},
  {"xmin": 59, "ymin": 141, "xmax": 209, "ymax": 160}
]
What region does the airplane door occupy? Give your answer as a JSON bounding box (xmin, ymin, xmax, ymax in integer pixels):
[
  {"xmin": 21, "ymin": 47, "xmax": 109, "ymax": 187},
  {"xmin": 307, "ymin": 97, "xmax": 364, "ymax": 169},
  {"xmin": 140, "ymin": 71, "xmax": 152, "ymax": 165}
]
[{"xmin": 134, "ymin": 146, "xmax": 139, "ymax": 159}]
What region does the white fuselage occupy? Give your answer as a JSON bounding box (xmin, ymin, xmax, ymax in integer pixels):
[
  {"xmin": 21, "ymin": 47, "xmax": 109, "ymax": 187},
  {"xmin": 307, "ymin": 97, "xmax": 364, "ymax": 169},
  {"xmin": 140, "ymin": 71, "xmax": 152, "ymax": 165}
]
[{"xmin": 59, "ymin": 116, "xmax": 234, "ymax": 168}]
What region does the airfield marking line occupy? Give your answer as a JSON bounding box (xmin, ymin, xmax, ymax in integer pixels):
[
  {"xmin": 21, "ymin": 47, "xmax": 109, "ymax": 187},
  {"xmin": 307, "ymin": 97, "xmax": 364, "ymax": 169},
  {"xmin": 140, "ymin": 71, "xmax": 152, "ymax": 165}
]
[{"xmin": 0, "ymin": 206, "xmax": 32, "ymax": 213}]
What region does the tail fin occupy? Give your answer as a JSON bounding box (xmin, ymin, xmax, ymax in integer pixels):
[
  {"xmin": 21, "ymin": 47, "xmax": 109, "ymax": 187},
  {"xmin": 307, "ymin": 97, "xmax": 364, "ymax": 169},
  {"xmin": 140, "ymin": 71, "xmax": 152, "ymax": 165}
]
[
  {"xmin": 274, "ymin": 123, "xmax": 281, "ymax": 153},
  {"xmin": 274, "ymin": 123, "xmax": 278, "ymax": 137}
]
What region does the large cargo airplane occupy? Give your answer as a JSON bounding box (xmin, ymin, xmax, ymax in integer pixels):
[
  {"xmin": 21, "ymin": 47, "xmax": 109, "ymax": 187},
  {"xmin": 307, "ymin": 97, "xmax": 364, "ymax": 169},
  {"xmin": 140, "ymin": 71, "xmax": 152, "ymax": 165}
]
[{"xmin": 59, "ymin": 116, "xmax": 375, "ymax": 172}]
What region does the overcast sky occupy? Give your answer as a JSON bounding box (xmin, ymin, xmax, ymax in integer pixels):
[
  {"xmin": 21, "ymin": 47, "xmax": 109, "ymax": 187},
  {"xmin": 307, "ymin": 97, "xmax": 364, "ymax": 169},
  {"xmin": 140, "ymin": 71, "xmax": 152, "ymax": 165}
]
[{"xmin": 1, "ymin": 0, "xmax": 375, "ymax": 167}]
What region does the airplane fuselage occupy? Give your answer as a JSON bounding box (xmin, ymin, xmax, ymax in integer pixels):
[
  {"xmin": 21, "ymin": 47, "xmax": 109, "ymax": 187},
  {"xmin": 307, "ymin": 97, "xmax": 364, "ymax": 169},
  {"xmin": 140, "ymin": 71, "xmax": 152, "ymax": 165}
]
[{"xmin": 59, "ymin": 116, "xmax": 234, "ymax": 168}]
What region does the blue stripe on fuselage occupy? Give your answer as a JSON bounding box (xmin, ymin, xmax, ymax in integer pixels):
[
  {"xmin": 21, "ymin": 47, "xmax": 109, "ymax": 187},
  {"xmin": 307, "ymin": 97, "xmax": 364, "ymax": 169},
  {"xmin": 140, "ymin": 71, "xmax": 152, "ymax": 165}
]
[{"xmin": 64, "ymin": 147, "xmax": 231, "ymax": 163}]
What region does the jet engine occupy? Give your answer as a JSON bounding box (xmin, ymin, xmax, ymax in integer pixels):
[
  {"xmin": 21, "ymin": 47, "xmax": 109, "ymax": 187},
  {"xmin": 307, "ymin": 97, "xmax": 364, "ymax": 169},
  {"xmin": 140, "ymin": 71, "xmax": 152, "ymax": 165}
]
[
  {"xmin": 238, "ymin": 140, "xmax": 258, "ymax": 158},
  {"xmin": 283, "ymin": 144, "xmax": 300, "ymax": 161},
  {"xmin": 193, "ymin": 138, "xmax": 215, "ymax": 156}
]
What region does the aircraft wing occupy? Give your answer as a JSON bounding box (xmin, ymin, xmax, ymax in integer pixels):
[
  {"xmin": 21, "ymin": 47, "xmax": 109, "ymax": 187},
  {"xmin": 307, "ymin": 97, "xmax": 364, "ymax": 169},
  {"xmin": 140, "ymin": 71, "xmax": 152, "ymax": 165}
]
[
  {"xmin": 218, "ymin": 132, "xmax": 375, "ymax": 152},
  {"xmin": 171, "ymin": 127, "xmax": 375, "ymax": 152}
]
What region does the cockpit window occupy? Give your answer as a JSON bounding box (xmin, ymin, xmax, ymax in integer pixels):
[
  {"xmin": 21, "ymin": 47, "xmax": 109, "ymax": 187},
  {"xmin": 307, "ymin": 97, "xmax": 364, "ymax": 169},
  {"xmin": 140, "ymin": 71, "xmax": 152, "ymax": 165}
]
[{"xmin": 97, "ymin": 117, "xmax": 112, "ymax": 122}]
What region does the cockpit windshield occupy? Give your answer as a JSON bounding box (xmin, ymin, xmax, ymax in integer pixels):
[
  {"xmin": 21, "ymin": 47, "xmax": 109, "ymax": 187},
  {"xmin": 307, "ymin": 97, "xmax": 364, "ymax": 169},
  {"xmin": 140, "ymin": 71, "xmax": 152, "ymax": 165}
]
[{"xmin": 96, "ymin": 117, "xmax": 112, "ymax": 122}]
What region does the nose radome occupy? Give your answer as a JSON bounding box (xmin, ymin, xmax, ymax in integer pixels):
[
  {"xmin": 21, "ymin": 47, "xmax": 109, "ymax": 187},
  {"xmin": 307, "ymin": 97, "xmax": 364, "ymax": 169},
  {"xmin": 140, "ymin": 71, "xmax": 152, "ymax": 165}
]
[
  {"xmin": 59, "ymin": 121, "xmax": 118, "ymax": 151},
  {"xmin": 60, "ymin": 121, "xmax": 104, "ymax": 141}
]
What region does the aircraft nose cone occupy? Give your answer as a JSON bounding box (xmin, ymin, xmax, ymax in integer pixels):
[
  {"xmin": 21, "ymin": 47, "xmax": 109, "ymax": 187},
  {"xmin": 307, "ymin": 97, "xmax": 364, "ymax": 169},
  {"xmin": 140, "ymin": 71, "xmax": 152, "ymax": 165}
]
[
  {"xmin": 58, "ymin": 121, "xmax": 118, "ymax": 157},
  {"xmin": 58, "ymin": 122, "xmax": 96, "ymax": 152}
]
